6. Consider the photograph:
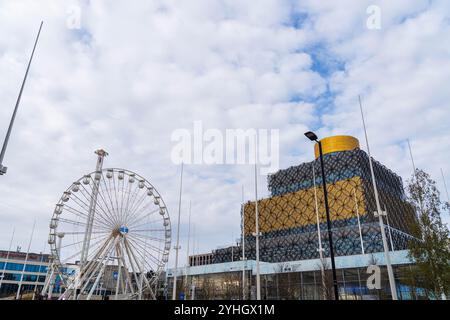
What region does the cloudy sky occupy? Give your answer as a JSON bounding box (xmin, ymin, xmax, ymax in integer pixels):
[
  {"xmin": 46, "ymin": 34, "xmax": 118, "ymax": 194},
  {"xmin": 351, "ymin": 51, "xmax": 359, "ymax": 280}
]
[{"xmin": 0, "ymin": 0, "xmax": 449, "ymax": 268}]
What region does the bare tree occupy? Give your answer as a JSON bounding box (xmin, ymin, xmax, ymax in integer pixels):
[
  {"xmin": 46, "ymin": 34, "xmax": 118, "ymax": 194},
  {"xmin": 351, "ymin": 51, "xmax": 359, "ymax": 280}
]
[
  {"xmin": 405, "ymin": 169, "xmax": 450, "ymax": 299},
  {"xmin": 316, "ymin": 258, "xmax": 334, "ymax": 300}
]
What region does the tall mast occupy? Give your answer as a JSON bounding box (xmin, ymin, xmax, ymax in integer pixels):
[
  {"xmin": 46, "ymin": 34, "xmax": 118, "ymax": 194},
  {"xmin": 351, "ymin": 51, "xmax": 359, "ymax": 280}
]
[
  {"xmin": 172, "ymin": 162, "xmax": 184, "ymax": 300},
  {"xmin": 16, "ymin": 220, "xmax": 36, "ymax": 299},
  {"xmin": 441, "ymin": 168, "xmax": 450, "ymax": 206},
  {"xmin": 358, "ymin": 95, "xmax": 398, "ymax": 300},
  {"xmin": 0, "ymin": 21, "xmax": 43, "ymax": 175},
  {"xmin": 184, "ymin": 200, "xmax": 192, "ymax": 298},
  {"xmin": 241, "ymin": 185, "xmax": 246, "ymax": 300},
  {"xmin": 0, "ymin": 227, "xmax": 15, "ymax": 290},
  {"xmin": 254, "ymin": 135, "xmax": 261, "ymax": 300},
  {"xmin": 407, "ymin": 139, "xmax": 424, "ymax": 217}
]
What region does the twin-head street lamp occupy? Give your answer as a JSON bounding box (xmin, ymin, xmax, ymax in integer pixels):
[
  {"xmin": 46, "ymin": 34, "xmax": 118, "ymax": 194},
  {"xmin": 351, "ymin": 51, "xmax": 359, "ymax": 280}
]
[{"xmin": 304, "ymin": 131, "xmax": 339, "ymax": 301}]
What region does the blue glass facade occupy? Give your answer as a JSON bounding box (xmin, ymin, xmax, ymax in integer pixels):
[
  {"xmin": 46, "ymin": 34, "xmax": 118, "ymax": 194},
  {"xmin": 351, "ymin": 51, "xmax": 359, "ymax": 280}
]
[{"xmin": 0, "ymin": 261, "xmax": 48, "ymax": 273}]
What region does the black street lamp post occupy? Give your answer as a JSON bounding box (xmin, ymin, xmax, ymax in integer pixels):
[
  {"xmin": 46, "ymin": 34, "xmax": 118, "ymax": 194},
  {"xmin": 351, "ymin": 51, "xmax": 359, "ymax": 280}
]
[{"xmin": 304, "ymin": 131, "xmax": 339, "ymax": 300}]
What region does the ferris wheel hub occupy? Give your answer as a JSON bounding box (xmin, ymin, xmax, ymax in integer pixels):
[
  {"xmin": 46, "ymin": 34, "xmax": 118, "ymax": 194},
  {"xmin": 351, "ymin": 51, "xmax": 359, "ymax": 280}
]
[{"xmin": 119, "ymin": 226, "xmax": 129, "ymax": 235}]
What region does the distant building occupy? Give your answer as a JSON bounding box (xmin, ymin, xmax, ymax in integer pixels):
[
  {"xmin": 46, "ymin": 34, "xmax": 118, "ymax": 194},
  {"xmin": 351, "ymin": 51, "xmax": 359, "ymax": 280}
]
[
  {"xmin": 0, "ymin": 250, "xmax": 50, "ymax": 299},
  {"xmin": 168, "ymin": 135, "xmax": 423, "ymax": 300}
]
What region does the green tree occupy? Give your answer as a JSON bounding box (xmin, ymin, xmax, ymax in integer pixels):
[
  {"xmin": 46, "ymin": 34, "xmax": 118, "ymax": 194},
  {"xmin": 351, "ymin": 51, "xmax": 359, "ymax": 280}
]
[{"xmin": 406, "ymin": 169, "xmax": 450, "ymax": 299}]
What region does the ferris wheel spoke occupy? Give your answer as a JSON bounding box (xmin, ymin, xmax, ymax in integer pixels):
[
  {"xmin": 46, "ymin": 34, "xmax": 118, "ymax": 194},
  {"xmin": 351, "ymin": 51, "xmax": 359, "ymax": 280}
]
[
  {"xmin": 83, "ymin": 179, "xmax": 119, "ymax": 228},
  {"xmin": 75, "ymin": 185, "xmax": 117, "ymax": 230},
  {"xmin": 59, "ymin": 231, "xmax": 109, "ymax": 251},
  {"xmin": 60, "ymin": 231, "xmax": 110, "ymax": 236},
  {"xmin": 124, "ymin": 238, "xmax": 154, "ymax": 295},
  {"xmin": 122, "ymin": 238, "xmax": 144, "ymax": 293},
  {"xmin": 105, "ymin": 177, "xmax": 123, "ymax": 227},
  {"xmin": 126, "ymin": 236, "xmax": 162, "ymax": 270},
  {"xmin": 130, "ymin": 227, "xmax": 166, "ymax": 233},
  {"xmin": 61, "ymin": 208, "xmax": 110, "ymax": 233},
  {"xmin": 122, "ymin": 182, "xmax": 137, "ymax": 224},
  {"xmin": 119, "ymin": 187, "xmax": 137, "ymax": 229},
  {"xmin": 95, "ymin": 179, "xmax": 126, "ymax": 228},
  {"xmin": 117, "ymin": 241, "xmax": 136, "ymax": 295},
  {"xmin": 121, "ymin": 178, "xmax": 137, "ymax": 226},
  {"xmin": 58, "ymin": 215, "xmax": 110, "ymax": 232},
  {"xmin": 127, "ymin": 240, "xmax": 158, "ymax": 273},
  {"xmin": 66, "ymin": 193, "xmax": 114, "ymax": 230},
  {"xmin": 86, "ymin": 237, "xmax": 118, "ymax": 299},
  {"xmin": 128, "ymin": 216, "xmax": 164, "ymax": 231},
  {"xmin": 127, "ymin": 203, "xmax": 163, "ymax": 228},
  {"xmin": 99, "ymin": 173, "xmax": 121, "ymax": 224},
  {"xmin": 125, "ymin": 189, "xmax": 148, "ymax": 222},
  {"xmin": 129, "ymin": 232, "xmax": 166, "ymax": 242},
  {"xmin": 124, "ymin": 182, "xmax": 143, "ymax": 218},
  {"xmin": 79, "ymin": 237, "xmax": 115, "ymax": 294},
  {"xmin": 118, "ymin": 177, "xmax": 128, "ymax": 227},
  {"xmin": 111, "ymin": 173, "xmax": 122, "ymax": 226},
  {"xmin": 125, "ymin": 204, "xmax": 152, "ymax": 228},
  {"xmin": 127, "ymin": 189, "xmax": 158, "ymax": 223},
  {"xmin": 126, "ymin": 208, "xmax": 159, "ymax": 228},
  {"xmin": 79, "ymin": 236, "xmax": 114, "ymax": 278},
  {"xmin": 59, "ymin": 234, "xmax": 109, "ymax": 265},
  {"xmin": 127, "ymin": 235, "xmax": 165, "ymax": 258},
  {"xmin": 127, "ymin": 234, "xmax": 165, "ymax": 255},
  {"xmin": 88, "ymin": 182, "xmax": 119, "ymax": 227}
]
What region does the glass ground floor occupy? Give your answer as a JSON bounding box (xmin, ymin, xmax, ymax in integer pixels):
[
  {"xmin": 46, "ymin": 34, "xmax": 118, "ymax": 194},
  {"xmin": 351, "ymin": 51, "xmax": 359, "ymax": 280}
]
[
  {"xmin": 167, "ymin": 264, "xmax": 428, "ymax": 300},
  {"xmin": 166, "ymin": 250, "xmax": 434, "ymax": 300}
]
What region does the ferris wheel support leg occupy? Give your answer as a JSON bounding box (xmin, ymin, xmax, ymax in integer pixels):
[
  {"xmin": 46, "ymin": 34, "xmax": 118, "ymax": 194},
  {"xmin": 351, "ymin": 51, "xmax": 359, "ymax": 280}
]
[
  {"xmin": 80, "ymin": 150, "xmax": 107, "ymax": 269},
  {"xmin": 125, "ymin": 238, "xmax": 156, "ymax": 300},
  {"xmin": 76, "ymin": 235, "xmax": 113, "ymax": 292},
  {"xmin": 118, "ymin": 246, "xmax": 135, "ymax": 296},
  {"xmin": 116, "ymin": 237, "xmax": 135, "ymax": 297},
  {"xmin": 87, "ymin": 237, "xmax": 117, "ymax": 300},
  {"xmin": 127, "ymin": 239, "xmax": 156, "ymax": 300},
  {"xmin": 123, "ymin": 238, "xmax": 144, "ymax": 296},
  {"xmin": 115, "ymin": 247, "xmax": 122, "ymax": 300},
  {"xmin": 79, "ymin": 238, "xmax": 115, "ymax": 296},
  {"xmin": 42, "ymin": 267, "xmax": 54, "ymax": 297}
]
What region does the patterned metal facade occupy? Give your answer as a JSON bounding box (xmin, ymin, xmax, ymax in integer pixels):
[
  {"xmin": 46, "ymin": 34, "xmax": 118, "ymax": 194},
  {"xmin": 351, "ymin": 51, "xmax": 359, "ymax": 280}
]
[{"xmin": 210, "ymin": 145, "xmax": 417, "ymax": 265}]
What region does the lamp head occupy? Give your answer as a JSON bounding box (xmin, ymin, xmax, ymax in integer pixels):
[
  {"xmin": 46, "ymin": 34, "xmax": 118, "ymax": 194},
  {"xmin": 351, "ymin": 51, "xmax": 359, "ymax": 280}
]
[{"xmin": 304, "ymin": 131, "xmax": 318, "ymax": 142}]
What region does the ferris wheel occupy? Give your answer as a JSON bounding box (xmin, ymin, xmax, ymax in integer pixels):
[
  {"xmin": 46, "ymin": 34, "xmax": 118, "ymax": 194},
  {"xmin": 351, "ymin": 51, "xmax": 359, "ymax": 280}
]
[{"xmin": 42, "ymin": 150, "xmax": 171, "ymax": 300}]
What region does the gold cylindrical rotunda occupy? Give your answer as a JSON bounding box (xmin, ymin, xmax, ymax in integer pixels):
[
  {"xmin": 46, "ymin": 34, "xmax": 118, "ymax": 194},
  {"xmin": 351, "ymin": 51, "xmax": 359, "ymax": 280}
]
[{"xmin": 314, "ymin": 135, "xmax": 360, "ymax": 159}]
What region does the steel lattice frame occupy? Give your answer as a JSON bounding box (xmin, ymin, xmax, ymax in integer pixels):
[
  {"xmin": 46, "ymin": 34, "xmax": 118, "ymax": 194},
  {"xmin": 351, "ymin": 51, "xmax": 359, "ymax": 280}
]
[{"xmin": 212, "ymin": 149, "xmax": 417, "ymax": 264}]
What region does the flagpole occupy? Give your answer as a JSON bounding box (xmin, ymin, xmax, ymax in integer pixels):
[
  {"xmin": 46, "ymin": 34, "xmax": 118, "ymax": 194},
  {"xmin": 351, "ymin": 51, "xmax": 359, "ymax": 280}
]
[
  {"xmin": 0, "ymin": 227, "xmax": 15, "ymax": 290},
  {"xmin": 254, "ymin": 135, "xmax": 261, "ymax": 300},
  {"xmin": 241, "ymin": 185, "xmax": 246, "ymax": 300},
  {"xmin": 184, "ymin": 200, "xmax": 192, "ymax": 298},
  {"xmin": 359, "ymin": 95, "xmax": 398, "ymax": 300},
  {"xmin": 353, "ymin": 189, "xmax": 365, "ymax": 254},
  {"xmin": 312, "ymin": 163, "xmax": 326, "ymax": 299},
  {"xmin": 172, "ymin": 162, "xmax": 184, "ymax": 300},
  {"xmin": 32, "ymin": 244, "xmax": 46, "ymax": 300},
  {"xmin": 440, "ymin": 168, "xmax": 450, "ymax": 206},
  {"xmin": 16, "ymin": 220, "xmax": 36, "ymax": 299},
  {"xmin": 407, "ymin": 139, "xmax": 424, "ymax": 216}
]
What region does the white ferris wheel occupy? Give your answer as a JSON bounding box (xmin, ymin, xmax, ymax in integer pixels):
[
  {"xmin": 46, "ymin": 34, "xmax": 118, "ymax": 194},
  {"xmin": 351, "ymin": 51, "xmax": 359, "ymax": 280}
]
[{"xmin": 42, "ymin": 150, "xmax": 171, "ymax": 300}]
